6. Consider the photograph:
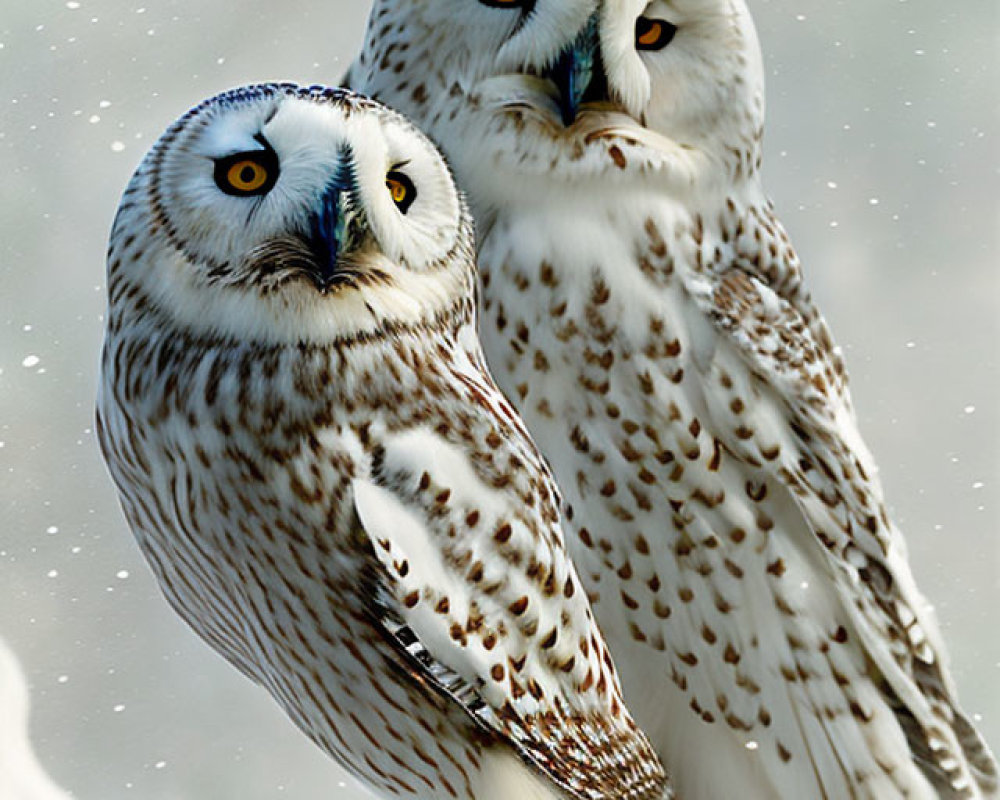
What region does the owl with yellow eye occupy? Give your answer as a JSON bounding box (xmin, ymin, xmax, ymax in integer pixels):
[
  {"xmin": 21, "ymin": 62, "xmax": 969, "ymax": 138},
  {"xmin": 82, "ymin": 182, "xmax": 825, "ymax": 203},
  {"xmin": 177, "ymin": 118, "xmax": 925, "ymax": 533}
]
[
  {"xmin": 348, "ymin": 0, "xmax": 999, "ymax": 798},
  {"xmin": 97, "ymin": 83, "xmax": 669, "ymax": 800}
]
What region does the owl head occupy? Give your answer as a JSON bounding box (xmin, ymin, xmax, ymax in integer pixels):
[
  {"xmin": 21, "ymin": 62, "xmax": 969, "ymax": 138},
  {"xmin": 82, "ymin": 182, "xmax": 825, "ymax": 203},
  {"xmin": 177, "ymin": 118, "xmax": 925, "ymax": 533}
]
[
  {"xmin": 351, "ymin": 0, "xmax": 765, "ymax": 195},
  {"xmin": 107, "ymin": 84, "xmax": 475, "ymax": 345}
]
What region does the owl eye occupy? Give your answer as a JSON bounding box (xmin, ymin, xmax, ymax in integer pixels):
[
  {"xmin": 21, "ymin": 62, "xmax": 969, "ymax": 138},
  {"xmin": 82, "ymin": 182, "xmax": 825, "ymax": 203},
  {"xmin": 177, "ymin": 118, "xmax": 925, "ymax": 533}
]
[
  {"xmin": 636, "ymin": 17, "xmax": 677, "ymax": 51},
  {"xmin": 215, "ymin": 149, "xmax": 279, "ymax": 197},
  {"xmin": 386, "ymin": 171, "xmax": 417, "ymax": 214}
]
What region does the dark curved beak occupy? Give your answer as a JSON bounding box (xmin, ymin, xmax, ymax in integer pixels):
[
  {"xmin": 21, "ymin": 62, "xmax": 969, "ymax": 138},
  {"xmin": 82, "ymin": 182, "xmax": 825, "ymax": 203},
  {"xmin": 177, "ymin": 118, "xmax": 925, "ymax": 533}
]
[
  {"xmin": 307, "ymin": 180, "xmax": 347, "ymax": 291},
  {"xmin": 548, "ymin": 12, "xmax": 602, "ymax": 126}
]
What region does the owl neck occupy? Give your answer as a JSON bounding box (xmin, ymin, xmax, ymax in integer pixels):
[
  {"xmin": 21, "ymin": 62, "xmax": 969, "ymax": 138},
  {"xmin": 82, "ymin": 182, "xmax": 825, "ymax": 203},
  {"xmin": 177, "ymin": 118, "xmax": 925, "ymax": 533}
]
[
  {"xmin": 101, "ymin": 286, "xmax": 480, "ymax": 431},
  {"xmin": 104, "ymin": 234, "xmax": 477, "ymax": 353}
]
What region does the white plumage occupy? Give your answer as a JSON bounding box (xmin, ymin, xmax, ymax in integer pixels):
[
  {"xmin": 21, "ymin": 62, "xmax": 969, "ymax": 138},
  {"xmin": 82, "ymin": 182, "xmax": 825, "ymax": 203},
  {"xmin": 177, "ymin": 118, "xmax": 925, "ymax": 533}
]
[
  {"xmin": 97, "ymin": 83, "xmax": 667, "ymax": 800},
  {"xmin": 348, "ymin": 1, "xmax": 998, "ymax": 797}
]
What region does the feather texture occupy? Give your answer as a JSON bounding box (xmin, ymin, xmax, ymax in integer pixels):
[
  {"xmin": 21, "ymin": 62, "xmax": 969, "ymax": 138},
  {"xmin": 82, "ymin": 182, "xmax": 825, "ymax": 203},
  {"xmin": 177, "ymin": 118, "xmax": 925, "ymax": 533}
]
[
  {"xmin": 97, "ymin": 84, "xmax": 668, "ymax": 800},
  {"xmin": 348, "ymin": 0, "xmax": 998, "ymax": 796}
]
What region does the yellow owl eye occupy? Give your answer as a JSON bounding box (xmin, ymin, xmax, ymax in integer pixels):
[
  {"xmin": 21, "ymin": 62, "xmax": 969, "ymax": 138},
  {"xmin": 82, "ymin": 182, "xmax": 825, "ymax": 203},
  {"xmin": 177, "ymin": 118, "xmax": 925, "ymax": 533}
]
[
  {"xmin": 214, "ymin": 144, "xmax": 279, "ymax": 197},
  {"xmin": 387, "ymin": 177, "xmax": 408, "ymax": 204},
  {"xmin": 636, "ymin": 17, "xmax": 678, "ymax": 51},
  {"xmin": 386, "ymin": 171, "xmax": 417, "ymax": 214},
  {"xmin": 226, "ymin": 160, "xmax": 269, "ymax": 193}
]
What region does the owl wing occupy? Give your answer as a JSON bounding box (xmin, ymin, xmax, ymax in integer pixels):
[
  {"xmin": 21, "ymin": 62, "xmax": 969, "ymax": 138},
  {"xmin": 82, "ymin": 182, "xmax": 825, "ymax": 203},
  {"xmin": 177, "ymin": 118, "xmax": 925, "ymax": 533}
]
[
  {"xmin": 350, "ymin": 424, "xmax": 668, "ymax": 800},
  {"xmin": 682, "ymin": 263, "xmax": 998, "ymax": 796}
]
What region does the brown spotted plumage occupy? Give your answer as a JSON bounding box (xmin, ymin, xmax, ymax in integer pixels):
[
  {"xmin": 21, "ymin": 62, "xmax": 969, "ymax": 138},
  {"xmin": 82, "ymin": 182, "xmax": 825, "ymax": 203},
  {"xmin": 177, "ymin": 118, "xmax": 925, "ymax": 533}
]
[
  {"xmin": 96, "ymin": 84, "xmax": 668, "ymax": 800},
  {"xmin": 348, "ymin": 1, "xmax": 998, "ymax": 798}
]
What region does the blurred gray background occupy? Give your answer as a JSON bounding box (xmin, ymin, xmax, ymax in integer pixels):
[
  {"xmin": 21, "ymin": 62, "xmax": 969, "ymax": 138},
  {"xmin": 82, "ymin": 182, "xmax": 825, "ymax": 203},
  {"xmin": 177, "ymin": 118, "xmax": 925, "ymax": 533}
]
[{"xmin": 0, "ymin": 1, "xmax": 996, "ymax": 797}]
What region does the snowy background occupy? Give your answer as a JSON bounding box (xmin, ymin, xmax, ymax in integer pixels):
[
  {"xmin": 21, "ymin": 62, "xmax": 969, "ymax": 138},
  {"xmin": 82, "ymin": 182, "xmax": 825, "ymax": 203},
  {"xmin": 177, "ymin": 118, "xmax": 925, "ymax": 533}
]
[{"xmin": 0, "ymin": 1, "xmax": 996, "ymax": 797}]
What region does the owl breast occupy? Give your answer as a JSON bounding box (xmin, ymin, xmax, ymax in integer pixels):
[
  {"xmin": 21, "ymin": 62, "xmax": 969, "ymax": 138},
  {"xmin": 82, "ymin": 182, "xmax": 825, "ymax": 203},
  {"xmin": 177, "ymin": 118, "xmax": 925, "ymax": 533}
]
[
  {"xmin": 96, "ymin": 334, "xmax": 497, "ymax": 800},
  {"xmin": 473, "ymin": 197, "xmax": 942, "ymax": 799}
]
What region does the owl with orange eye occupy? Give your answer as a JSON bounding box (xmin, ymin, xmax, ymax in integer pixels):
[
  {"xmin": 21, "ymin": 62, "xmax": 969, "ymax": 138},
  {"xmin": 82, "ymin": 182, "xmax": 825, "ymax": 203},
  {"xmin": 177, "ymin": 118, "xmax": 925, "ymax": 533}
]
[
  {"xmin": 348, "ymin": 1, "xmax": 998, "ymax": 799},
  {"xmin": 97, "ymin": 83, "xmax": 670, "ymax": 800}
]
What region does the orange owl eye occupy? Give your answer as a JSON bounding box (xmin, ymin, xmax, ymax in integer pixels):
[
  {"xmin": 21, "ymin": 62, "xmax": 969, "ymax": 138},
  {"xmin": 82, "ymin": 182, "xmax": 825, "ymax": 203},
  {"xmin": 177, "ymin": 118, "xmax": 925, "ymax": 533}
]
[
  {"xmin": 386, "ymin": 171, "xmax": 417, "ymax": 214},
  {"xmin": 636, "ymin": 17, "xmax": 678, "ymax": 51},
  {"xmin": 214, "ymin": 143, "xmax": 279, "ymax": 197},
  {"xmin": 226, "ymin": 160, "xmax": 269, "ymax": 193}
]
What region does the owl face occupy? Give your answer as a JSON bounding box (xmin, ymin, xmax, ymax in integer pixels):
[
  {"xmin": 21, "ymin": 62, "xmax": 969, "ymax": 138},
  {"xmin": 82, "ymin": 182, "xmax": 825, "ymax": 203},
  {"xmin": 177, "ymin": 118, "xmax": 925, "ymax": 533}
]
[
  {"xmin": 109, "ymin": 84, "xmax": 474, "ymax": 345},
  {"xmin": 355, "ymin": 0, "xmax": 764, "ymax": 192}
]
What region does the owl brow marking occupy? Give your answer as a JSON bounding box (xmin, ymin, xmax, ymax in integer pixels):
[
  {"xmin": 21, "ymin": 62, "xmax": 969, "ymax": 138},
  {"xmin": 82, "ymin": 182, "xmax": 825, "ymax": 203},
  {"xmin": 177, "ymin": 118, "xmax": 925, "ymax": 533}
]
[{"xmin": 262, "ymin": 103, "xmax": 280, "ymax": 127}]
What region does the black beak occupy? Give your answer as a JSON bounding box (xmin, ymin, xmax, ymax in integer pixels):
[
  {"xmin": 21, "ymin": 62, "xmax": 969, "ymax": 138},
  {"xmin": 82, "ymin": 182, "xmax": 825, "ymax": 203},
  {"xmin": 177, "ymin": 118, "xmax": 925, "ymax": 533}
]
[
  {"xmin": 306, "ymin": 181, "xmax": 346, "ymax": 291},
  {"xmin": 548, "ymin": 13, "xmax": 602, "ymax": 126}
]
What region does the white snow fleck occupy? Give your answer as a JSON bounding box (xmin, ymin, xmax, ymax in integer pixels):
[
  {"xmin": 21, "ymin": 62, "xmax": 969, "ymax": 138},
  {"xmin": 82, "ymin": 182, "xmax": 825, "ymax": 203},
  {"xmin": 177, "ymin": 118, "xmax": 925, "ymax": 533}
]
[
  {"xmin": 57, "ymin": 675, "xmax": 68, "ymax": 684},
  {"xmin": 88, "ymin": 114, "xmax": 100, "ymax": 124},
  {"xmin": 154, "ymin": 761, "xmax": 166, "ymax": 770},
  {"xmin": 964, "ymin": 405, "xmax": 976, "ymax": 415},
  {"xmin": 116, "ymin": 570, "xmax": 129, "ymax": 580},
  {"xmin": 22, "ymin": 355, "xmax": 40, "ymax": 368},
  {"xmin": 746, "ymin": 741, "xmax": 759, "ymax": 751},
  {"xmin": 99, "ymin": 100, "xmax": 111, "ymax": 108},
  {"xmin": 110, "ymin": 140, "xmax": 125, "ymax": 152},
  {"xmin": 826, "ymin": 181, "xmax": 838, "ymax": 189},
  {"xmin": 972, "ymin": 482, "xmax": 984, "ymax": 490},
  {"xmin": 47, "ymin": 570, "xmax": 58, "ymax": 578},
  {"xmin": 46, "ymin": 526, "xmax": 58, "ymax": 534},
  {"xmin": 113, "ymin": 704, "xmax": 125, "ymax": 713}
]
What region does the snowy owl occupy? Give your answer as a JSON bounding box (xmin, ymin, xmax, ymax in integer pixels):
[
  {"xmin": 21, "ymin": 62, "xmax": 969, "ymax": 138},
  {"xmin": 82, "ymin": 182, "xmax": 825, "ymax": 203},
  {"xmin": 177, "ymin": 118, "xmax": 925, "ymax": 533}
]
[
  {"xmin": 95, "ymin": 83, "xmax": 668, "ymax": 800},
  {"xmin": 348, "ymin": 2, "xmax": 998, "ymax": 798}
]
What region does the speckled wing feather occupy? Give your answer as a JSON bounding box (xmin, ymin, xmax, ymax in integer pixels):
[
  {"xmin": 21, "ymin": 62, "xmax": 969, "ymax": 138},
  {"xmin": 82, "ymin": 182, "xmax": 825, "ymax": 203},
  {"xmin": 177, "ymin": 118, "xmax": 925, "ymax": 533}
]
[
  {"xmin": 683, "ymin": 258, "xmax": 999, "ymax": 798},
  {"xmin": 352, "ymin": 420, "xmax": 669, "ymax": 800}
]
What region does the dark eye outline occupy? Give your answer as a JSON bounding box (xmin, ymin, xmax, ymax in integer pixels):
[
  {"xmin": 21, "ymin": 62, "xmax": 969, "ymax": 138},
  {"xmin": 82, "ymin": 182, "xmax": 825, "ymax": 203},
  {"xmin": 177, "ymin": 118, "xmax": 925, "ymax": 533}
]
[
  {"xmin": 478, "ymin": 0, "xmax": 534, "ymax": 10},
  {"xmin": 636, "ymin": 17, "xmax": 678, "ymax": 51},
  {"xmin": 214, "ymin": 136, "xmax": 279, "ymax": 198},
  {"xmin": 386, "ymin": 170, "xmax": 417, "ymax": 214}
]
